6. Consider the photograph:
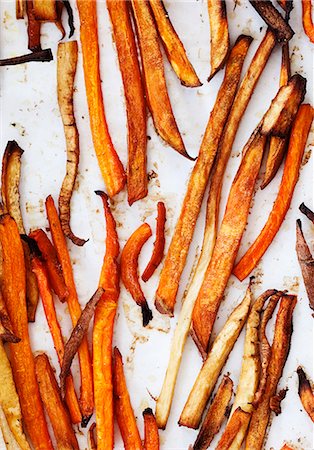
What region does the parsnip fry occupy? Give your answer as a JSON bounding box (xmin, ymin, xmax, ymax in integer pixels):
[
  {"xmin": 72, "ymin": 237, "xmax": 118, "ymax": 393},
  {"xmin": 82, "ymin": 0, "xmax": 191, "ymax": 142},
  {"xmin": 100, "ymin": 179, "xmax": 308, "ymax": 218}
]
[
  {"xmin": 297, "ymin": 366, "xmax": 314, "ymax": 422},
  {"xmin": 155, "ymin": 35, "xmax": 252, "ymax": 316},
  {"xmin": 249, "ymin": 1, "xmax": 294, "ymax": 42},
  {"xmin": 35, "ymin": 353, "xmax": 79, "ymax": 450},
  {"xmin": 149, "ymin": 0, "xmax": 201, "ymax": 87},
  {"xmin": 302, "ymin": 0, "xmax": 314, "ymax": 43},
  {"xmin": 131, "ymin": 0, "xmax": 189, "ymax": 158},
  {"xmin": 57, "ymin": 41, "xmax": 87, "ymax": 246},
  {"xmin": 0, "ymin": 290, "xmax": 20, "ymax": 343},
  {"xmin": 216, "ymin": 408, "xmax": 251, "ymax": 450},
  {"xmin": 299, "ymin": 202, "xmax": 314, "ymax": 224},
  {"xmin": 143, "ymin": 408, "xmax": 160, "ymax": 450},
  {"xmin": 33, "ymin": 0, "xmax": 57, "ymax": 20},
  {"xmin": 193, "ymin": 375, "xmax": 233, "ymax": 450},
  {"xmin": 179, "ymin": 284, "xmax": 252, "ymax": 429},
  {"xmin": 207, "ymin": 0, "xmax": 230, "ymax": 81}
]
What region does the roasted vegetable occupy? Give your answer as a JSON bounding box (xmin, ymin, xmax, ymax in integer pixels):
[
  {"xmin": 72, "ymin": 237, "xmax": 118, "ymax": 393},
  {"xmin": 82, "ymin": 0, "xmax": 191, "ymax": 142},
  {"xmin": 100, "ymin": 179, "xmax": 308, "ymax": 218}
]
[
  {"xmin": 296, "ymin": 220, "xmax": 314, "ymax": 311},
  {"xmin": 26, "ymin": 0, "xmax": 41, "ymax": 51},
  {"xmin": 299, "ymin": 202, "xmax": 314, "ymax": 224},
  {"xmin": 297, "ymin": 366, "xmax": 314, "ymax": 422},
  {"xmin": 32, "ymin": 0, "xmax": 57, "ymax": 20},
  {"xmin": 63, "ymin": 0, "xmax": 75, "ymax": 38},
  {"xmin": 0, "ymin": 290, "xmax": 20, "ymax": 343},
  {"xmin": 302, "ymin": 0, "xmax": 314, "ymax": 43},
  {"xmin": 249, "ymin": 1, "xmax": 294, "ymax": 42},
  {"xmin": 0, "ymin": 49, "xmax": 53, "ymax": 66},
  {"xmin": 216, "ymin": 408, "xmax": 251, "ymax": 450},
  {"xmin": 15, "ymin": 0, "xmax": 24, "ymax": 19},
  {"xmin": 88, "ymin": 423, "xmax": 97, "ymax": 450},
  {"xmin": 207, "ymin": 0, "xmax": 230, "ymax": 81},
  {"xmin": 143, "ymin": 408, "xmax": 160, "ymax": 450}
]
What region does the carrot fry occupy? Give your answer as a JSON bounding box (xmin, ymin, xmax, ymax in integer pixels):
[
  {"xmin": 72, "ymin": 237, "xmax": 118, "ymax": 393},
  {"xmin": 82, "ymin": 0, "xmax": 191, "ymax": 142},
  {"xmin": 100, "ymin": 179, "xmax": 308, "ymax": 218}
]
[
  {"xmin": 107, "ymin": 0, "xmax": 147, "ymax": 206},
  {"xmin": 249, "ymin": 1, "xmax": 294, "ymax": 42},
  {"xmin": 93, "ymin": 191, "xmax": 120, "ymax": 450},
  {"xmin": 296, "ymin": 220, "xmax": 314, "ymax": 311},
  {"xmin": 35, "ymin": 353, "xmax": 79, "ymax": 450},
  {"xmin": 299, "ymin": 202, "xmax": 314, "ymax": 224},
  {"xmin": 0, "ymin": 214, "xmax": 52, "ymax": 449},
  {"xmin": 130, "ymin": 0, "xmax": 189, "ymax": 158},
  {"xmin": 46, "ymin": 195, "xmax": 94, "ymax": 425},
  {"xmin": 88, "ymin": 423, "xmax": 97, "ymax": 450},
  {"xmin": 76, "ymin": 0, "xmax": 126, "ymax": 197},
  {"xmin": 216, "ymin": 408, "xmax": 251, "ymax": 450},
  {"xmin": 155, "ymin": 35, "xmax": 252, "ymax": 316},
  {"xmin": 57, "ymin": 41, "xmax": 87, "ymax": 246},
  {"xmin": 26, "ymin": 0, "xmax": 41, "ymax": 51},
  {"xmin": 142, "ymin": 202, "xmax": 166, "ymax": 282},
  {"xmin": 143, "ymin": 408, "xmax": 160, "ymax": 450},
  {"xmin": 297, "ymin": 366, "xmax": 314, "ymax": 422},
  {"xmin": 302, "ymin": 0, "xmax": 314, "ymax": 43},
  {"xmin": 31, "ymin": 255, "xmax": 81, "ymax": 424},
  {"xmin": 113, "ymin": 347, "xmax": 142, "ymax": 450},
  {"xmin": 207, "ymin": 0, "xmax": 230, "ymax": 81},
  {"xmin": 245, "ymin": 295, "xmax": 297, "ymax": 450},
  {"xmin": 0, "ymin": 289, "xmax": 20, "ymax": 343},
  {"xmin": 281, "ymin": 445, "xmax": 294, "ymax": 450},
  {"xmin": 193, "ymin": 375, "xmax": 233, "ymax": 450},
  {"xmin": 121, "ymin": 223, "xmax": 153, "ymax": 326},
  {"xmin": 234, "ymin": 104, "xmax": 314, "ymax": 281},
  {"xmin": 149, "ymin": 0, "xmax": 201, "ymax": 87}
]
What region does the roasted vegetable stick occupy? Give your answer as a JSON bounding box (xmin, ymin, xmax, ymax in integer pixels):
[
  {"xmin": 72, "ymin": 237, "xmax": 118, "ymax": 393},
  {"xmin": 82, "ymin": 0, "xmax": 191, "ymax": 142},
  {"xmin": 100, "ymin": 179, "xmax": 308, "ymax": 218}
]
[
  {"xmin": 142, "ymin": 202, "xmax": 166, "ymax": 282},
  {"xmin": 16, "ymin": 0, "xmax": 24, "ymax": 19},
  {"xmin": 155, "ymin": 35, "xmax": 252, "ymax": 316},
  {"xmin": 234, "ymin": 104, "xmax": 313, "ymax": 281},
  {"xmin": 0, "ymin": 290, "xmax": 20, "ymax": 343},
  {"xmin": 32, "ymin": 0, "xmax": 57, "ymax": 20},
  {"xmin": 245, "ymin": 295, "xmax": 296, "ymax": 450},
  {"xmin": 0, "ymin": 404, "xmax": 22, "ymax": 450},
  {"xmin": 113, "ymin": 348, "xmax": 142, "ymax": 450},
  {"xmin": 149, "ymin": 0, "xmax": 201, "ymax": 87},
  {"xmin": 26, "ymin": 0, "xmax": 41, "ymax": 51},
  {"xmin": 0, "ymin": 49, "xmax": 53, "ymax": 66},
  {"xmin": 107, "ymin": 0, "xmax": 147, "ymax": 206},
  {"xmin": 131, "ymin": 0, "xmax": 188, "ymax": 157},
  {"xmin": 302, "ymin": 0, "xmax": 314, "ymax": 43},
  {"xmin": 193, "ymin": 375, "xmax": 233, "ymax": 450},
  {"xmin": 88, "ymin": 423, "xmax": 97, "ymax": 450},
  {"xmin": 216, "ymin": 408, "xmax": 251, "ymax": 450},
  {"xmin": 121, "ymin": 223, "xmax": 153, "ymax": 326},
  {"xmin": 57, "ymin": 41, "xmax": 87, "ymax": 247},
  {"xmin": 179, "ymin": 285, "xmax": 252, "ymax": 429},
  {"xmin": 46, "ymin": 195, "xmax": 93, "ymax": 424},
  {"xmin": 249, "ymin": 1, "xmax": 294, "ymax": 42},
  {"xmin": 35, "ymin": 353, "xmax": 79, "ymax": 450},
  {"xmin": 207, "ymin": 0, "xmax": 230, "ymax": 81},
  {"xmin": 0, "ymin": 341, "xmax": 30, "ymax": 450},
  {"xmin": 297, "ymin": 366, "xmax": 314, "ymax": 422},
  {"xmin": 143, "ymin": 408, "xmax": 159, "ymax": 450},
  {"xmin": 0, "ymin": 214, "xmax": 52, "ymax": 449},
  {"xmin": 76, "ymin": 0, "xmax": 126, "ymax": 197},
  {"xmin": 299, "ymin": 202, "xmax": 314, "ymax": 224},
  {"xmin": 296, "ymin": 220, "xmax": 314, "ymax": 311}
]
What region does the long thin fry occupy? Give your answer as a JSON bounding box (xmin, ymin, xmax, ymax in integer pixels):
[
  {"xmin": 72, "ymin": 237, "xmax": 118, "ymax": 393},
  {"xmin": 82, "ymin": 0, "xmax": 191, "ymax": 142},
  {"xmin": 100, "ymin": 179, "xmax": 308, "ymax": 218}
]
[
  {"xmin": 207, "ymin": 0, "xmax": 230, "ymax": 81},
  {"xmin": 302, "ymin": 0, "xmax": 314, "ymax": 43},
  {"xmin": 143, "ymin": 408, "xmax": 160, "ymax": 450},
  {"xmin": 155, "ymin": 35, "xmax": 252, "ymax": 316},
  {"xmin": 26, "ymin": 0, "xmax": 41, "ymax": 51},
  {"xmin": 297, "ymin": 366, "xmax": 314, "ymax": 422},
  {"xmin": 249, "ymin": 1, "xmax": 294, "ymax": 42}
]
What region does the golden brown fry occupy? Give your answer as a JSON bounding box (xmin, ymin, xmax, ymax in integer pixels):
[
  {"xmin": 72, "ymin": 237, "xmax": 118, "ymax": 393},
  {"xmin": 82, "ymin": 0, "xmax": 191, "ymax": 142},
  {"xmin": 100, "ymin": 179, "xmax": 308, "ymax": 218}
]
[
  {"xmin": 143, "ymin": 408, "xmax": 160, "ymax": 450},
  {"xmin": 32, "ymin": 0, "xmax": 57, "ymax": 20},
  {"xmin": 216, "ymin": 408, "xmax": 251, "ymax": 450},
  {"xmin": 193, "ymin": 375, "xmax": 233, "ymax": 450},
  {"xmin": 207, "ymin": 0, "xmax": 230, "ymax": 81},
  {"xmin": 0, "ymin": 290, "xmax": 20, "ymax": 343},
  {"xmin": 296, "ymin": 220, "xmax": 314, "ymax": 311},
  {"xmin": 16, "ymin": 0, "xmax": 25, "ymax": 19},
  {"xmin": 297, "ymin": 366, "xmax": 314, "ymax": 422},
  {"xmin": 249, "ymin": 1, "xmax": 294, "ymax": 42},
  {"xmin": 149, "ymin": 0, "xmax": 201, "ymax": 87}
]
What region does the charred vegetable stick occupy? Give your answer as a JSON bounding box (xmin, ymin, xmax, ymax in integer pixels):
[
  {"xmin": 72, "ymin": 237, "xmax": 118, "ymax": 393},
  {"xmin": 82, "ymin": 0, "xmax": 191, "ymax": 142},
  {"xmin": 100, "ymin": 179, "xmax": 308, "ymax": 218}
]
[
  {"xmin": 193, "ymin": 375, "xmax": 233, "ymax": 450},
  {"xmin": 57, "ymin": 41, "xmax": 87, "ymax": 246},
  {"xmin": 16, "ymin": 0, "xmax": 24, "ymax": 19},
  {"xmin": 0, "ymin": 49, "xmax": 53, "ymax": 66},
  {"xmin": 234, "ymin": 103, "xmax": 313, "ymax": 281},
  {"xmin": 88, "ymin": 423, "xmax": 97, "ymax": 450},
  {"xmin": 33, "ymin": 0, "xmax": 57, "ymax": 20},
  {"xmin": 76, "ymin": 0, "xmax": 126, "ymax": 197},
  {"xmin": 60, "ymin": 287, "xmax": 104, "ymax": 400},
  {"xmin": 131, "ymin": 0, "xmax": 188, "ymax": 158},
  {"xmin": 302, "ymin": 0, "xmax": 314, "ymax": 43},
  {"xmin": 249, "ymin": 1, "xmax": 294, "ymax": 42},
  {"xmin": 35, "ymin": 353, "xmax": 79, "ymax": 450},
  {"xmin": 113, "ymin": 347, "xmax": 142, "ymax": 450},
  {"xmin": 296, "ymin": 220, "xmax": 314, "ymax": 310},
  {"xmin": 0, "ymin": 214, "xmax": 52, "ymax": 449},
  {"xmin": 31, "ymin": 256, "xmax": 81, "ymax": 424},
  {"xmin": 142, "ymin": 202, "xmax": 166, "ymax": 282},
  {"xmin": 297, "ymin": 367, "xmax": 314, "ymax": 422},
  {"xmin": 149, "ymin": 0, "xmax": 201, "ymax": 87},
  {"xmin": 107, "ymin": 0, "xmax": 147, "ymax": 206},
  {"xmin": 46, "ymin": 195, "xmax": 94, "ymax": 424},
  {"xmin": 207, "ymin": 0, "xmax": 230, "ymax": 81},
  {"xmin": 143, "ymin": 408, "xmax": 160, "ymax": 450},
  {"xmin": 93, "ymin": 191, "xmax": 120, "ymax": 450},
  {"xmin": 155, "ymin": 35, "xmax": 252, "ymax": 316},
  {"xmin": 216, "ymin": 408, "xmax": 251, "ymax": 450},
  {"xmin": 0, "ymin": 290, "xmax": 20, "ymax": 343},
  {"xmin": 26, "ymin": 0, "xmax": 41, "ymax": 51},
  {"xmin": 179, "ymin": 285, "xmax": 252, "ymax": 429},
  {"xmin": 121, "ymin": 223, "xmax": 153, "ymax": 326},
  {"xmin": 0, "ymin": 341, "xmax": 30, "ymax": 450},
  {"xmin": 300, "ymin": 202, "xmax": 314, "ymax": 224},
  {"xmin": 245, "ymin": 295, "xmax": 296, "ymax": 450},
  {"xmin": 30, "ymin": 229, "xmax": 68, "ymax": 302}
]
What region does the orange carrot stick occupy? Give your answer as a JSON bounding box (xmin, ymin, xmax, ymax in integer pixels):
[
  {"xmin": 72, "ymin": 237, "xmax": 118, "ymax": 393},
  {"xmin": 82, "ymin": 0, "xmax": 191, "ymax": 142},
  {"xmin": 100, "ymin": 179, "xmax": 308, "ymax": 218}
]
[
  {"xmin": 234, "ymin": 104, "xmax": 314, "ymax": 281},
  {"xmin": 302, "ymin": 0, "xmax": 314, "ymax": 43},
  {"xmin": 143, "ymin": 408, "xmax": 159, "ymax": 450}
]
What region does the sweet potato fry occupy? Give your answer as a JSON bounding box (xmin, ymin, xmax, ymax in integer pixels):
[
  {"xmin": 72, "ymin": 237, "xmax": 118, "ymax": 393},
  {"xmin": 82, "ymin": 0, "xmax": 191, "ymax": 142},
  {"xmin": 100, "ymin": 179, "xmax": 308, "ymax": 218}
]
[
  {"xmin": 155, "ymin": 35, "xmax": 252, "ymax": 316},
  {"xmin": 297, "ymin": 366, "xmax": 314, "ymax": 422},
  {"xmin": 149, "ymin": 0, "xmax": 201, "ymax": 87},
  {"xmin": 57, "ymin": 41, "xmax": 87, "ymax": 246},
  {"xmin": 0, "ymin": 214, "xmax": 52, "ymax": 449},
  {"xmin": 107, "ymin": 0, "xmax": 147, "ymax": 205},
  {"xmin": 193, "ymin": 375, "xmax": 233, "ymax": 450},
  {"xmin": 234, "ymin": 104, "xmax": 313, "ymax": 281},
  {"xmin": 35, "ymin": 353, "xmax": 79, "ymax": 450},
  {"xmin": 0, "ymin": 290, "xmax": 20, "ymax": 343},
  {"xmin": 46, "ymin": 195, "xmax": 94, "ymax": 424},
  {"xmin": 142, "ymin": 202, "xmax": 166, "ymax": 282},
  {"xmin": 296, "ymin": 220, "xmax": 314, "ymax": 311},
  {"xmin": 121, "ymin": 223, "xmax": 153, "ymax": 326},
  {"xmin": 76, "ymin": 0, "xmax": 126, "ymax": 197},
  {"xmin": 207, "ymin": 0, "xmax": 230, "ymax": 81},
  {"xmin": 299, "ymin": 202, "xmax": 314, "ymax": 224},
  {"xmin": 113, "ymin": 347, "xmax": 142, "ymax": 450},
  {"xmin": 179, "ymin": 284, "xmax": 252, "ymax": 429},
  {"xmin": 302, "ymin": 0, "xmax": 314, "ymax": 43},
  {"xmin": 245, "ymin": 295, "xmax": 296, "ymax": 450},
  {"xmin": 216, "ymin": 408, "xmax": 251, "ymax": 450},
  {"xmin": 249, "ymin": 1, "xmax": 294, "ymax": 42},
  {"xmin": 143, "ymin": 408, "xmax": 159, "ymax": 450},
  {"xmin": 131, "ymin": 0, "xmax": 188, "ymax": 157},
  {"xmin": 33, "ymin": 0, "xmax": 57, "ymax": 20}
]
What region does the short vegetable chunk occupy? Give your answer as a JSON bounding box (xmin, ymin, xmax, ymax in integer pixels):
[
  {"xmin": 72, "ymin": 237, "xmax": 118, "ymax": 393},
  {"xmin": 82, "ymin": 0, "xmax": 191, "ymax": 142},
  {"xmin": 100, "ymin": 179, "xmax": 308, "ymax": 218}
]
[
  {"xmin": 207, "ymin": 0, "xmax": 230, "ymax": 81},
  {"xmin": 297, "ymin": 366, "xmax": 314, "ymax": 422},
  {"xmin": 143, "ymin": 408, "xmax": 160, "ymax": 450}
]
